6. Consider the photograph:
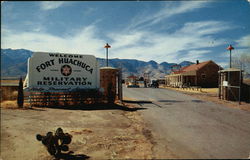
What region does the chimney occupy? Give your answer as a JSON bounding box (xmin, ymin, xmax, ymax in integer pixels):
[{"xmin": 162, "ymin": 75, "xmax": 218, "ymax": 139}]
[{"xmin": 196, "ymin": 60, "xmax": 199, "ymax": 65}]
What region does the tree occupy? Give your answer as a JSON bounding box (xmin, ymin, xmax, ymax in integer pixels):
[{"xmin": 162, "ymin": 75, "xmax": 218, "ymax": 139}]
[
  {"xmin": 139, "ymin": 77, "xmax": 144, "ymax": 81},
  {"xmin": 232, "ymin": 53, "xmax": 250, "ymax": 79},
  {"xmin": 17, "ymin": 77, "xmax": 24, "ymax": 108}
]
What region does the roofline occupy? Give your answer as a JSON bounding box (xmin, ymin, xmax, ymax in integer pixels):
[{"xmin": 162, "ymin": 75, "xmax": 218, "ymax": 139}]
[{"xmin": 218, "ymin": 68, "xmax": 244, "ymax": 72}]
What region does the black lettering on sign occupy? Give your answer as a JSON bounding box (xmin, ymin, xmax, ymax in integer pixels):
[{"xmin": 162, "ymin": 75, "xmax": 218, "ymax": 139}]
[
  {"xmin": 58, "ymin": 58, "xmax": 64, "ymax": 64},
  {"xmin": 49, "ymin": 53, "xmax": 83, "ymax": 59},
  {"xmin": 43, "ymin": 77, "xmax": 50, "ymax": 81},
  {"xmin": 40, "ymin": 64, "xmax": 46, "ymax": 69},
  {"xmin": 58, "ymin": 58, "xmax": 94, "ymax": 74},
  {"xmin": 49, "ymin": 54, "xmax": 58, "ymax": 57},
  {"xmin": 36, "ymin": 59, "xmax": 55, "ymax": 72},
  {"xmin": 58, "ymin": 81, "xmax": 63, "ymax": 85},
  {"xmin": 37, "ymin": 76, "xmax": 92, "ymax": 86},
  {"xmin": 37, "ymin": 81, "xmax": 43, "ymax": 85}
]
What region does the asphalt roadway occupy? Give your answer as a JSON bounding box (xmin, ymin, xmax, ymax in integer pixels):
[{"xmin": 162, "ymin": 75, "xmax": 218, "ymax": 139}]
[{"xmin": 123, "ymin": 87, "xmax": 250, "ymax": 159}]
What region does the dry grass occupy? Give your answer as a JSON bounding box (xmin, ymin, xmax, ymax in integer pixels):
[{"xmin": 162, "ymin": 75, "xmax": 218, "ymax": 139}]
[
  {"xmin": 1, "ymin": 100, "xmax": 18, "ymax": 109},
  {"xmin": 1, "ymin": 80, "xmax": 20, "ymax": 85},
  {"xmin": 187, "ymin": 93, "xmax": 250, "ymax": 112},
  {"xmin": 162, "ymin": 86, "xmax": 218, "ymax": 94},
  {"xmin": 244, "ymin": 79, "xmax": 250, "ymax": 85},
  {"xmin": 1, "ymin": 100, "xmax": 30, "ymax": 109},
  {"xmin": 123, "ymin": 97, "xmax": 138, "ymax": 101},
  {"xmin": 200, "ymin": 88, "xmax": 218, "ymax": 94},
  {"xmin": 1, "ymin": 87, "xmax": 19, "ymax": 102},
  {"xmin": 162, "ymin": 86, "xmax": 250, "ymax": 112}
]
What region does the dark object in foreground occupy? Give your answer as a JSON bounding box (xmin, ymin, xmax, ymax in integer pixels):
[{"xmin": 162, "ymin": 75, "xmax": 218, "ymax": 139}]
[
  {"xmin": 36, "ymin": 128, "xmax": 72, "ymax": 157},
  {"xmin": 17, "ymin": 77, "xmax": 24, "ymax": 108}
]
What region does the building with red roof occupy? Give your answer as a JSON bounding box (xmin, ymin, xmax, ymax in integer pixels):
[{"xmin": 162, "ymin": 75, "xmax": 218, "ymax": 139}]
[
  {"xmin": 125, "ymin": 75, "xmax": 139, "ymax": 86},
  {"xmin": 165, "ymin": 60, "xmax": 221, "ymax": 88}
]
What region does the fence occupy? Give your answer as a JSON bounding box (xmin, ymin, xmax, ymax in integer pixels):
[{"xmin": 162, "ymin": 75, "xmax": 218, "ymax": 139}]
[
  {"xmin": 2, "ymin": 68, "xmax": 123, "ymax": 107},
  {"xmin": 24, "ymin": 90, "xmax": 104, "ymax": 107}
]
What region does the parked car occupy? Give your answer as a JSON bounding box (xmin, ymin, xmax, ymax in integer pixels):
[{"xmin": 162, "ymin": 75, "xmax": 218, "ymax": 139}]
[
  {"xmin": 149, "ymin": 80, "xmax": 159, "ymax": 88},
  {"xmin": 127, "ymin": 84, "xmax": 140, "ymax": 88}
]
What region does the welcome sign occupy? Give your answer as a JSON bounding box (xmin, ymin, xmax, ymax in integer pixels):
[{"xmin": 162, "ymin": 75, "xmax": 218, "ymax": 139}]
[{"xmin": 26, "ymin": 52, "xmax": 100, "ymax": 92}]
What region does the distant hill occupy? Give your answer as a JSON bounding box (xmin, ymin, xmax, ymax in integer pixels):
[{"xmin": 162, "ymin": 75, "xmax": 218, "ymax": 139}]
[
  {"xmin": 1, "ymin": 49, "xmax": 33, "ymax": 77},
  {"xmin": 1, "ymin": 48, "xmax": 194, "ymax": 79}
]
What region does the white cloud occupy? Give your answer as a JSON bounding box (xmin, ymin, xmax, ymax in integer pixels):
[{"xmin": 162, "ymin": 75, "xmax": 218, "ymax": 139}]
[
  {"xmin": 236, "ymin": 34, "xmax": 250, "ymax": 48},
  {"xmin": 2, "ymin": 15, "xmax": 234, "ymax": 64},
  {"xmin": 1, "ymin": 25, "xmax": 106, "ymax": 57},
  {"xmin": 179, "ymin": 50, "xmax": 211, "ymax": 62},
  {"xmin": 1, "ymin": 25, "xmax": 10, "ymax": 34},
  {"xmin": 109, "ymin": 20, "xmax": 232, "ymax": 63},
  {"xmin": 178, "ymin": 21, "xmax": 233, "ymax": 36},
  {"xmin": 217, "ymin": 62, "xmax": 228, "ymax": 68},
  {"xmin": 128, "ymin": 1, "xmax": 207, "ymax": 30},
  {"xmin": 84, "ymin": 7, "xmax": 97, "ymax": 15},
  {"xmin": 40, "ymin": 1, "xmax": 65, "ymax": 10},
  {"xmin": 108, "ymin": 31, "xmax": 145, "ymax": 49}
]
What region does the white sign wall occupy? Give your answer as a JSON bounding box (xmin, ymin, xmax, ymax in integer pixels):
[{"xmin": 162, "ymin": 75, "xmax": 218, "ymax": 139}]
[{"xmin": 27, "ymin": 52, "xmax": 100, "ymax": 92}]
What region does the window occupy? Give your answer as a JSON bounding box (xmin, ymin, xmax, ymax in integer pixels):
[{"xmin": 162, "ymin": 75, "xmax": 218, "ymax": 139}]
[{"xmin": 201, "ymin": 74, "xmax": 206, "ymax": 79}]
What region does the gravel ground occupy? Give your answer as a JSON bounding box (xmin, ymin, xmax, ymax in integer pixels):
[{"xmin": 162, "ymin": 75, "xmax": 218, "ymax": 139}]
[{"xmin": 0, "ymin": 102, "xmax": 153, "ymax": 160}]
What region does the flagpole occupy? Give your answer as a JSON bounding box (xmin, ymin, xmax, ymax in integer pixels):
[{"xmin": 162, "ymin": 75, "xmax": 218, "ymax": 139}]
[
  {"xmin": 227, "ymin": 44, "xmax": 234, "ymax": 68},
  {"xmin": 104, "ymin": 43, "xmax": 111, "ymax": 67}
]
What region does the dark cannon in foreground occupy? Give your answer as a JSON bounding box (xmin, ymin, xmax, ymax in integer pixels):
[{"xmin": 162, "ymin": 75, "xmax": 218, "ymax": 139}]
[{"xmin": 36, "ymin": 128, "xmax": 72, "ymax": 157}]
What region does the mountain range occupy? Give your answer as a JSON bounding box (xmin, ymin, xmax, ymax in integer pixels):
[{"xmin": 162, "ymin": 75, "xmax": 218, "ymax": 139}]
[{"xmin": 1, "ymin": 48, "xmax": 194, "ymax": 79}]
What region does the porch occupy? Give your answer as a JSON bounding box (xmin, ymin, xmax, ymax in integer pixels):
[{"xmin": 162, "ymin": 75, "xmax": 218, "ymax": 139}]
[{"xmin": 165, "ymin": 71, "xmax": 197, "ymax": 88}]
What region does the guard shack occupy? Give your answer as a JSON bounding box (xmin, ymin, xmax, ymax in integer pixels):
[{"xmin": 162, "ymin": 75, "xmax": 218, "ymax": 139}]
[{"xmin": 218, "ymin": 68, "xmax": 243, "ymax": 103}]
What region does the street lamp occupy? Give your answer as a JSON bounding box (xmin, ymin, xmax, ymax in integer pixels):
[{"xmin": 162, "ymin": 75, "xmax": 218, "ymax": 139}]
[
  {"xmin": 104, "ymin": 43, "xmax": 111, "ymax": 67},
  {"xmin": 227, "ymin": 44, "xmax": 234, "ymax": 68}
]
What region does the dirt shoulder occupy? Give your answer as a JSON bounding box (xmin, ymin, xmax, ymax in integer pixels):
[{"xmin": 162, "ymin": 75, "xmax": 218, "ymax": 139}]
[
  {"xmin": 163, "ymin": 87, "xmax": 250, "ymax": 112},
  {"xmin": 0, "ymin": 101, "xmax": 153, "ymax": 160}
]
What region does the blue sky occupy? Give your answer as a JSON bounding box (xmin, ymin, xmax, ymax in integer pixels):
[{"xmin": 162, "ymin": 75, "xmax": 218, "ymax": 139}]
[{"xmin": 1, "ymin": 1, "xmax": 250, "ymax": 67}]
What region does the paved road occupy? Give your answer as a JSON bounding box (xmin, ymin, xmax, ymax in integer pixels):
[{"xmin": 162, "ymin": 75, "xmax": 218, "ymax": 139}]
[{"xmin": 123, "ymin": 87, "xmax": 250, "ymax": 159}]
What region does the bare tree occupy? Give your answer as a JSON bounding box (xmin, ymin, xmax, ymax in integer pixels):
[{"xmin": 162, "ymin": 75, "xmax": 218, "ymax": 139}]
[{"xmin": 232, "ymin": 53, "xmax": 250, "ymax": 79}]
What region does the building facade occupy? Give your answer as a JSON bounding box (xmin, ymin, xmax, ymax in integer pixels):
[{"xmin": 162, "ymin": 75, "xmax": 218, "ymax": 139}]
[{"xmin": 165, "ymin": 60, "xmax": 221, "ymax": 88}]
